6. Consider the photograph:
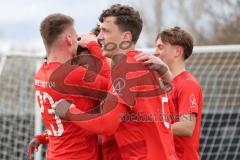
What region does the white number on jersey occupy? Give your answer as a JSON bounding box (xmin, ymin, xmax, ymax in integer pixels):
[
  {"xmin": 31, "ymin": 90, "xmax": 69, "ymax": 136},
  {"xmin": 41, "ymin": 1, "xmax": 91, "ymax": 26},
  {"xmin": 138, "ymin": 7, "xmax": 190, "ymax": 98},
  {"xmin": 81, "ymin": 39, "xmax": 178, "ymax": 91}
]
[
  {"xmin": 36, "ymin": 90, "xmax": 64, "ymax": 136},
  {"xmin": 161, "ymin": 96, "xmax": 170, "ymax": 128}
]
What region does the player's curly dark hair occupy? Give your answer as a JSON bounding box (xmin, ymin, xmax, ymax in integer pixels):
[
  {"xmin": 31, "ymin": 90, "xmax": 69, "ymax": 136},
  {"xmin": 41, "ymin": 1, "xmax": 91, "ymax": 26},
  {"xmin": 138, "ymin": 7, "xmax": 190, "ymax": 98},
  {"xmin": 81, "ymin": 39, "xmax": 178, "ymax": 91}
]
[
  {"xmin": 99, "ymin": 4, "xmax": 142, "ymax": 44},
  {"xmin": 156, "ymin": 26, "xmax": 193, "ymax": 60}
]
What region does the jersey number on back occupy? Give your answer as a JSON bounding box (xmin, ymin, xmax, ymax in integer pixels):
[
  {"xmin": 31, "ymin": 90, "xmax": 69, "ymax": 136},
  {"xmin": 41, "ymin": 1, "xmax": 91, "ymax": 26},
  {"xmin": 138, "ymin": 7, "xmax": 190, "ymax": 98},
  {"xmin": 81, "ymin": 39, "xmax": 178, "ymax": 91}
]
[{"xmin": 36, "ymin": 91, "xmax": 64, "ymax": 136}]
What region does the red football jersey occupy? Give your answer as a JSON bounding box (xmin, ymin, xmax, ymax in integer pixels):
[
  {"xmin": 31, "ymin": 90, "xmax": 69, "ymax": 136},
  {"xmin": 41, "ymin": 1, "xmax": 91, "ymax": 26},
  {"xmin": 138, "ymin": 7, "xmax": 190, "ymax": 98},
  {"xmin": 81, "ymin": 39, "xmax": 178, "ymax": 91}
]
[
  {"xmin": 102, "ymin": 135, "xmax": 122, "ymax": 160},
  {"xmin": 67, "ymin": 51, "xmax": 178, "ymax": 160},
  {"xmin": 34, "ymin": 42, "xmax": 109, "ymax": 160},
  {"xmin": 111, "ymin": 51, "xmax": 177, "ymax": 160},
  {"xmin": 169, "ymin": 71, "xmax": 203, "ymax": 160}
]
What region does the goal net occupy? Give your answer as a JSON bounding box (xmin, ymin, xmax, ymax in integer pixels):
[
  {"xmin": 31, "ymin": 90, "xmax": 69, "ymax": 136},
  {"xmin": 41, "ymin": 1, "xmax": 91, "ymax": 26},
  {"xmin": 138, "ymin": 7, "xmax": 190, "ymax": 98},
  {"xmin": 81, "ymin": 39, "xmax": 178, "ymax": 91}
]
[
  {"xmin": 0, "ymin": 45, "xmax": 239, "ymax": 160},
  {"xmin": 189, "ymin": 45, "xmax": 240, "ymax": 160},
  {"xmin": 0, "ymin": 53, "xmax": 43, "ymax": 160}
]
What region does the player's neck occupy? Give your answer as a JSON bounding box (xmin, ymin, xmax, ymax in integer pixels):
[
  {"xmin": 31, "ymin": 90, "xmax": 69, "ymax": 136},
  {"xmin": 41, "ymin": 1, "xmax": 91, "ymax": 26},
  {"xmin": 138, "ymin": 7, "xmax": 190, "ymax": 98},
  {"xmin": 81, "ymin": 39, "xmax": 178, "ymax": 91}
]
[
  {"xmin": 47, "ymin": 48, "xmax": 73, "ymax": 63},
  {"xmin": 121, "ymin": 45, "xmax": 135, "ymax": 53},
  {"xmin": 113, "ymin": 44, "xmax": 135, "ymax": 57},
  {"xmin": 169, "ymin": 61, "xmax": 186, "ymax": 78},
  {"xmin": 111, "ymin": 45, "xmax": 135, "ymax": 65}
]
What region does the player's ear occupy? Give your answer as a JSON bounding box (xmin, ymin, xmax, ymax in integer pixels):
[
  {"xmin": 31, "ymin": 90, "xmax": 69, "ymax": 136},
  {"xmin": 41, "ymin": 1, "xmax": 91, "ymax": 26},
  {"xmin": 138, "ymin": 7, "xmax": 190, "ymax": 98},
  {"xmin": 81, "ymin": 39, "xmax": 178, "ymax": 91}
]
[
  {"xmin": 122, "ymin": 31, "xmax": 132, "ymax": 42},
  {"xmin": 66, "ymin": 34, "xmax": 73, "ymax": 46},
  {"xmin": 175, "ymin": 46, "xmax": 184, "ymax": 58}
]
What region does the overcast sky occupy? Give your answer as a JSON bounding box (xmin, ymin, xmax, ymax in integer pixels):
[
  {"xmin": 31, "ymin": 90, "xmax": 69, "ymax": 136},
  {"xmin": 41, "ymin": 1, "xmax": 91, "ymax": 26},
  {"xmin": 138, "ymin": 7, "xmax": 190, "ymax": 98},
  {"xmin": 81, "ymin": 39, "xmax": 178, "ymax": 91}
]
[
  {"xmin": 0, "ymin": 0, "xmax": 209, "ymax": 54},
  {"xmin": 0, "ymin": 0, "xmax": 134, "ymax": 53},
  {"xmin": 0, "ymin": 0, "xmax": 103, "ymax": 51}
]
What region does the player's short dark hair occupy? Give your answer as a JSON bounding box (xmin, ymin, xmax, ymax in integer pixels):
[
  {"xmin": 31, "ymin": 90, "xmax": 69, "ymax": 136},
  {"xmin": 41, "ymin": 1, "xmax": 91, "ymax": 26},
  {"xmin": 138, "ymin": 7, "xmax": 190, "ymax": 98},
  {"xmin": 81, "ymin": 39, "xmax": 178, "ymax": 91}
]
[
  {"xmin": 40, "ymin": 13, "xmax": 74, "ymax": 47},
  {"xmin": 77, "ymin": 25, "xmax": 101, "ymax": 55},
  {"xmin": 156, "ymin": 26, "xmax": 193, "ymax": 60},
  {"xmin": 99, "ymin": 4, "xmax": 143, "ymax": 44},
  {"xmin": 91, "ymin": 24, "xmax": 101, "ymax": 36}
]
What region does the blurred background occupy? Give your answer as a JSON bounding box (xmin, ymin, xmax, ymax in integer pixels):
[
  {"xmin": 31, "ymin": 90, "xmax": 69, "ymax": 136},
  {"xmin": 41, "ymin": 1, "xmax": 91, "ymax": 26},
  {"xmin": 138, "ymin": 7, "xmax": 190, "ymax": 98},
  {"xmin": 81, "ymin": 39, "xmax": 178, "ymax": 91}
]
[
  {"xmin": 0, "ymin": 0, "xmax": 239, "ymax": 53},
  {"xmin": 0, "ymin": 0, "xmax": 239, "ymax": 160}
]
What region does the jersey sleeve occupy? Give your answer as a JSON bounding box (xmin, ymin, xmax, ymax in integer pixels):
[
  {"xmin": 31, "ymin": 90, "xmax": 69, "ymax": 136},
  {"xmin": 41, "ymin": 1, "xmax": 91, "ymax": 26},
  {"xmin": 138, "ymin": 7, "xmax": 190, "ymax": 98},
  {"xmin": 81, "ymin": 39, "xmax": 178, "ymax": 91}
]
[
  {"xmin": 65, "ymin": 66, "xmax": 109, "ymax": 93},
  {"xmin": 64, "ymin": 93, "xmax": 127, "ymax": 136},
  {"xmin": 87, "ymin": 41, "xmax": 110, "ymax": 79},
  {"xmin": 177, "ymin": 80, "xmax": 202, "ymax": 115}
]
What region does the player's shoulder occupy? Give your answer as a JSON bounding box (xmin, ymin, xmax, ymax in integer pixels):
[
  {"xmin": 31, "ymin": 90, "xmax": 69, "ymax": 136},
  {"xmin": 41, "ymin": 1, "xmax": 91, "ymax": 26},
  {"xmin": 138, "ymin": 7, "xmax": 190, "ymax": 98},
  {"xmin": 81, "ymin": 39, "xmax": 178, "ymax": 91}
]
[
  {"xmin": 35, "ymin": 63, "xmax": 45, "ymax": 79},
  {"xmin": 112, "ymin": 50, "xmax": 146, "ymax": 75},
  {"xmin": 35, "ymin": 62, "xmax": 63, "ymax": 86},
  {"xmin": 173, "ymin": 71, "xmax": 201, "ymax": 90},
  {"xmin": 126, "ymin": 50, "xmax": 151, "ymax": 73},
  {"xmin": 174, "ymin": 71, "xmax": 198, "ymax": 83},
  {"xmin": 126, "ymin": 50, "xmax": 141, "ymax": 62},
  {"xmin": 36, "ymin": 62, "xmax": 62, "ymax": 74}
]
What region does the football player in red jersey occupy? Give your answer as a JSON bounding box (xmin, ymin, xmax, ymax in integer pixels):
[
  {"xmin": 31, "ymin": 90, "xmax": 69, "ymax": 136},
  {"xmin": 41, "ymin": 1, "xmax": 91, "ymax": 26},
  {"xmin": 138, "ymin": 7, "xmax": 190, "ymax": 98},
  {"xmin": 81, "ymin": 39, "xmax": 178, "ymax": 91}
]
[
  {"xmin": 28, "ymin": 13, "xmax": 110, "ymax": 160},
  {"xmin": 55, "ymin": 4, "xmax": 178, "ymax": 160},
  {"xmin": 136, "ymin": 27, "xmax": 203, "ymax": 160}
]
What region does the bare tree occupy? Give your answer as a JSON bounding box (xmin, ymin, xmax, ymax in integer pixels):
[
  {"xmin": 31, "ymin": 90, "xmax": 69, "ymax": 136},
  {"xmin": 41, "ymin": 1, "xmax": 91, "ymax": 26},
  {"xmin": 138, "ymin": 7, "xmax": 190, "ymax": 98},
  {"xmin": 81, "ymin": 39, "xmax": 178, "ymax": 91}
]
[
  {"xmin": 208, "ymin": 0, "xmax": 240, "ymax": 44},
  {"xmin": 173, "ymin": 0, "xmax": 209, "ymax": 45},
  {"xmin": 133, "ymin": 0, "xmax": 240, "ymax": 46},
  {"xmin": 131, "ymin": 0, "xmax": 164, "ymax": 47},
  {"xmin": 141, "ymin": 0, "xmax": 164, "ymax": 47}
]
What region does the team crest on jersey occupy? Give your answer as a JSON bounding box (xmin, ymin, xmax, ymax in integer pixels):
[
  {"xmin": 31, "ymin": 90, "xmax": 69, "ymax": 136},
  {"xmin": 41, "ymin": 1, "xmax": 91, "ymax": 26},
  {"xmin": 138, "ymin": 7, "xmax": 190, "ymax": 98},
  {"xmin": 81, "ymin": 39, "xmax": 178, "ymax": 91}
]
[
  {"xmin": 112, "ymin": 77, "xmax": 126, "ymax": 96},
  {"xmin": 190, "ymin": 94, "xmax": 197, "ymax": 108}
]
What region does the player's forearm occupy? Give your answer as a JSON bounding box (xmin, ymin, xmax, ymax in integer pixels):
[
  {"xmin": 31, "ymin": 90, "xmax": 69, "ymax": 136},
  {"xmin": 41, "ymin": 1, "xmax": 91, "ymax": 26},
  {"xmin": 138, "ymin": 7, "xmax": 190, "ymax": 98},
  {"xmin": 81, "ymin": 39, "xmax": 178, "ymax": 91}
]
[
  {"xmin": 56, "ymin": 99, "xmax": 126, "ymax": 136},
  {"xmin": 160, "ymin": 70, "xmax": 173, "ymax": 92},
  {"xmin": 87, "ymin": 41, "xmax": 111, "ymax": 79},
  {"xmin": 72, "ymin": 111, "xmax": 121, "ymax": 136},
  {"xmin": 172, "ymin": 121, "xmax": 195, "ymax": 137},
  {"xmin": 87, "ymin": 41, "xmax": 104, "ymax": 58}
]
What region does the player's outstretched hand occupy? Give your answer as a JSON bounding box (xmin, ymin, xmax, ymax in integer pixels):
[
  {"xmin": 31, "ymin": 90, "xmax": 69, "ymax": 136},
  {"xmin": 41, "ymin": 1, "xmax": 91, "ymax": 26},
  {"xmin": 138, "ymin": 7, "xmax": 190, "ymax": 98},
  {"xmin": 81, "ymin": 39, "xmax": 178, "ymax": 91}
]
[
  {"xmin": 27, "ymin": 137, "xmax": 40, "ymax": 160},
  {"xmin": 135, "ymin": 53, "xmax": 168, "ymax": 76},
  {"xmin": 78, "ymin": 33, "xmax": 97, "ymax": 48}
]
